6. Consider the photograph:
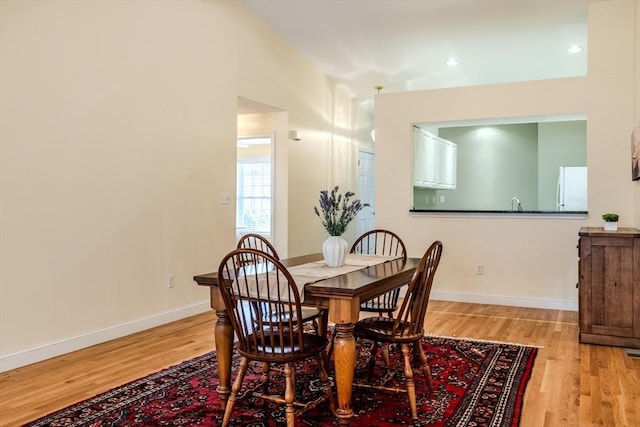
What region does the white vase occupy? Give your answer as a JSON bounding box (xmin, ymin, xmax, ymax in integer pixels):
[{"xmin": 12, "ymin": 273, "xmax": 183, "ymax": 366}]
[
  {"xmin": 603, "ymin": 221, "xmax": 618, "ymax": 231},
  {"xmin": 322, "ymin": 235, "xmax": 348, "ymax": 267}
]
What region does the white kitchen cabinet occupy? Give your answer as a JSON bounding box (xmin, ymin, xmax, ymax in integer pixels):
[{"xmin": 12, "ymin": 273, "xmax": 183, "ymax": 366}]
[{"xmin": 413, "ymin": 127, "xmax": 457, "ymax": 189}]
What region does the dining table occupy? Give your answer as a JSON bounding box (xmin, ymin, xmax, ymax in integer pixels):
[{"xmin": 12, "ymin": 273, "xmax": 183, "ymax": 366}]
[{"xmin": 193, "ymin": 252, "xmax": 420, "ymax": 425}]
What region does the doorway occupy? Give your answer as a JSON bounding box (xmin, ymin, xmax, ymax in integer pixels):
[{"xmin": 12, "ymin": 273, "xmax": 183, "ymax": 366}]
[
  {"xmin": 236, "ymin": 97, "xmax": 289, "ymax": 254},
  {"xmin": 357, "ymin": 149, "xmax": 375, "ymax": 236},
  {"xmin": 236, "ymin": 136, "xmax": 273, "ymax": 241}
]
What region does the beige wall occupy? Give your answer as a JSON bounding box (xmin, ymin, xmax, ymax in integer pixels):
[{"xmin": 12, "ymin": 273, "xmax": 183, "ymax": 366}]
[
  {"xmin": 0, "ymin": 1, "xmax": 369, "ymax": 370},
  {"xmin": 375, "ymin": 0, "xmax": 639, "ymax": 309}
]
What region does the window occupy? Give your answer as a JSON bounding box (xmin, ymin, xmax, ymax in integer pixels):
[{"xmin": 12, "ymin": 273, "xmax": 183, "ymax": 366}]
[{"xmin": 237, "ymin": 137, "xmax": 273, "ymax": 237}]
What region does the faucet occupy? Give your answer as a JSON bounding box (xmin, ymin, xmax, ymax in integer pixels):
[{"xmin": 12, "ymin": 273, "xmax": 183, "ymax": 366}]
[{"xmin": 511, "ymin": 197, "xmax": 523, "ymax": 212}]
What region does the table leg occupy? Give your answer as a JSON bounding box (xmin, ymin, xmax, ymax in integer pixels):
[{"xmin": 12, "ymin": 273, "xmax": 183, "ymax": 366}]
[
  {"xmin": 333, "ymin": 322, "xmax": 356, "ymax": 425},
  {"xmin": 214, "ymin": 308, "xmax": 234, "ymax": 409}
]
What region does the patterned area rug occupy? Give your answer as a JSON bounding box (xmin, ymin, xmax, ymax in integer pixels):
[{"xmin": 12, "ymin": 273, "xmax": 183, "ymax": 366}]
[{"xmin": 25, "ymin": 336, "xmax": 537, "ymax": 426}]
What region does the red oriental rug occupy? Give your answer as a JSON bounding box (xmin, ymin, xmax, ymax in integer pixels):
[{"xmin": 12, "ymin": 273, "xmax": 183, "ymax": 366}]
[{"xmin": 25, "ymin": 336, "xmax": 537, "ymax": 426}]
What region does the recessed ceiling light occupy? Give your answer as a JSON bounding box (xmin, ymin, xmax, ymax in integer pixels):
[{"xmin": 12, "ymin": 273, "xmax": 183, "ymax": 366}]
[
  {"xmin": 568, "ymin": 45, "xmax": 583, "ymax": 53},
  {"xmin": 446, "ymin": 58, "xmax": 458, "ymax": 66}
]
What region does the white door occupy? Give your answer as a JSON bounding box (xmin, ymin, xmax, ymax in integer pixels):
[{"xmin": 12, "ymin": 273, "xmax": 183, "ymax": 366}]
[{"xmin": 357, "ymin": 150, "xmax": 375, "ymax": 236}]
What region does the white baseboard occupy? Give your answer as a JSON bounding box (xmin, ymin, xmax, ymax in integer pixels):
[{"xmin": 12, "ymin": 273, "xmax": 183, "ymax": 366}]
[
  {"xmin": 0, "ymin": 301, "xmax": 211, "ymax": 373},
  {"xmin": 431, "ymin": 290, "xmax": 578, "ymax": 312}
]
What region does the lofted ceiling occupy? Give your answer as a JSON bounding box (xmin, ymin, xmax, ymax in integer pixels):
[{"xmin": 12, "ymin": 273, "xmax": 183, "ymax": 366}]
[{"xmin": 242, "ymin": 0, "xmax": 601, "ymax": 114}]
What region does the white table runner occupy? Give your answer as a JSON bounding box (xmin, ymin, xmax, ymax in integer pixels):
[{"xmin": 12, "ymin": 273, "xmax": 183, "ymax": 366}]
[
  {"xmin": 287, "ymin": 254, "xmax": 400, "ymax": 293},
  {"xmin": 238, "ymin": 254, "xmax": 400, "ymax": 302}
]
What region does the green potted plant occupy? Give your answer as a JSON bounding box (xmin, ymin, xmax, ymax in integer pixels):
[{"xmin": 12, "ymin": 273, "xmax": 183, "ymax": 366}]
[{"xmin": 602, "ymin": 213, "xmax": 619, "ymax": 231}]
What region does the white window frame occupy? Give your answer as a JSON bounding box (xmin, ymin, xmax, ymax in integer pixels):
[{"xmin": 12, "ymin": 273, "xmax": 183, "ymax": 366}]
[{"xmin": 236, "ymin": 135, "xmax": 274, "ymax": 239}]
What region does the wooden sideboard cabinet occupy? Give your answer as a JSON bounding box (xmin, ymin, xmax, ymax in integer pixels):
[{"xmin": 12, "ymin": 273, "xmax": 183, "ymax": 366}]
[{"xmin": 578, "ymin": 227, "xmax": 640, "ymax": 348}]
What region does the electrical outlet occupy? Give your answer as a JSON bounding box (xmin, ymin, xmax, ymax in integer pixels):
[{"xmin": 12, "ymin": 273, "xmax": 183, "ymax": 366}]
[
  {"xmin": 167, "ymin": 274, "xmax": 175, "ymax": 288},
  {"xmin": 439, "ymin": 195, "xmax": 446, "ymax": 203},
  {"xmin": 475, "ymin": 264, "xmax": 484, "ymax": 275},
  {"xmin": 220, "ymin": 193, "xmax": 231, "ymax": 204}
]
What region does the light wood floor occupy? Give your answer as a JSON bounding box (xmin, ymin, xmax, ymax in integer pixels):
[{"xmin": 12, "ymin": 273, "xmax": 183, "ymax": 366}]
[{"xmin": 1, "ymin": 301, "xmax": 639, "ymax": 426}]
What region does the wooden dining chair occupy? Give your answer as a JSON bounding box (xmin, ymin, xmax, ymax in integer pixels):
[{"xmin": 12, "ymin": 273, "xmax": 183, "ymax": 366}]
[
  {"xmin": 217, "ymin": 248, "xmax": 336, "ymax": 427},
  {"xmin": 237, "ymin": 233, "xmax": 328, "ymax": 335},
  {"xmin": 351, "ymin": 229, "xmax": 408, "ymax": 317},
  {"xmin": 237, "ymin": 233, "xmax": 281, "ymax": 259},
  {"xmin": 352, "ymin": 240, "xmax": 443, "ymax": 423}
]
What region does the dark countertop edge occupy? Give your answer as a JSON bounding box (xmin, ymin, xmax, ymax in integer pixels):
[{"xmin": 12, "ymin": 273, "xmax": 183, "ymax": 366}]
[
  {"xmin": 410, "ymin": 209, "xmax": 587, "ymax": 214},
  {"xmin": 409, "ymin": 209, "xmax": 588, "ymax": 218}
]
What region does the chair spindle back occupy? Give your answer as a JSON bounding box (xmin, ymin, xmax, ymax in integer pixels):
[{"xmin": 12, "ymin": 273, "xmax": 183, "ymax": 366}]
[
  {"xmin": 217, "ymin": 248, "xmax": 306, "ymax": 358},
  {"xmin": 392, "ymin": 240, "xmax": 443, "ymax": 337},
  {"xmin": 350, "ymin": 229, "xmax": 407, "ymax": 261},
  {"xmin": 237, "ymin": 233, "xmax": 280, "ymax": 259}
]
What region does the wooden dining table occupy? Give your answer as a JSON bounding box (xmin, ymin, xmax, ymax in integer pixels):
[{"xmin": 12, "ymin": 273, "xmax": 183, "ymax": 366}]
[{"xmin": 193, "ymin": 253, "xmax": 419, "ymax": 425}]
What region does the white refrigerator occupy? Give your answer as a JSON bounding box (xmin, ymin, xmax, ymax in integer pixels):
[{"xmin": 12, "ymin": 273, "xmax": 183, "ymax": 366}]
[{"xmin": 556, "ymin": 166, "xmax": 587, "ymax": 211}]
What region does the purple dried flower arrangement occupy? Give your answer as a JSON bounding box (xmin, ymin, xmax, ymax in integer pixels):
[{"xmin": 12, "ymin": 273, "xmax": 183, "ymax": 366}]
[{"xmin": 313, "ymin": 186, "xmax": 368, "ymax": 236}]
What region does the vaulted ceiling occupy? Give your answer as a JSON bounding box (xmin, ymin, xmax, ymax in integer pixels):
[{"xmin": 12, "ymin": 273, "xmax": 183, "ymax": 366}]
[{"xmin": 242, "ymin": 0, "xmax": 600, "ymax": 114}]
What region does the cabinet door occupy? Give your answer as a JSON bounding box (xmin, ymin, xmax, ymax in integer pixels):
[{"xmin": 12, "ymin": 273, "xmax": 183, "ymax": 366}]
[
  {"xmin": 440, "ymin": 139, "xmax": 457, "ymax": 189},
  {"xmin": 413, "ymin": 129, "xmax": 456, "ymax": 189},
  {"xmin": 583, "ymin": 236, "xmax": 636, "ymax": 338},
  {"xmin": 414, "ymin": 129, "xmax": 436, "ymax": 187},
  {"xmin": 413, "ymin": 127, "xmax": 427, "ymax": 185}
]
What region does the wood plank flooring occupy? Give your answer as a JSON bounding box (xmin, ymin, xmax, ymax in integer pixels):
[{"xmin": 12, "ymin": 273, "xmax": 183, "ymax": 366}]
[{"xmin": 1, "ymin": 300, "xmax": 638, "ymax": 426}]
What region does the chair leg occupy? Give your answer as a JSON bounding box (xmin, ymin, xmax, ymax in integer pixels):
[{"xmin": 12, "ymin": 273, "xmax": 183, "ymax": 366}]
[
  {"xmin": 309, "ymin": 309, "xmax": 329, "ymax": 336},
  {"xmin": 222, "ymin": 357, "xmax": 249, "ymax": 427},
  {"xmin": 325, "ymin": 315, "xmax": 335, "ymax": 359},
  {"xmin": 382, "ymin": 343, "xmax": 391, "ymax": 367},
  {"xmin": 354, "ymin": 337, "xmax": 363, "ymax": 360},
  {"xmin": 327, "ymin": 334, "xmax": 334, "ymax": 361},
  {"xmin": 283, "ymin": 362, "xmax": 296, "ymax": 427},
  {"xmin": 415, "ymin": 341, "xmax": 434, "ymax": 393},
  {"xmin": 317, "ymin": 309, "xmax": 329, "ymax": 337},
  {"xmin": 318, "ymin": 353, "xmax": 337, "ymax": 416},
  {"xmin": 401, "ymin": 343, "xmax": 418, "ymax": 421},
  {"xmin": 260, "ymin": 362, "xmax": 270, "ymax": 396},
  {"xmin": 367, "ymin": 341, "xmax": 380, "ymax": 381}
]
